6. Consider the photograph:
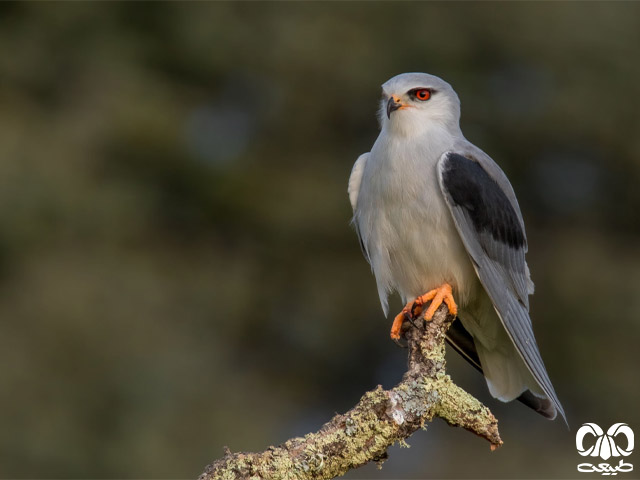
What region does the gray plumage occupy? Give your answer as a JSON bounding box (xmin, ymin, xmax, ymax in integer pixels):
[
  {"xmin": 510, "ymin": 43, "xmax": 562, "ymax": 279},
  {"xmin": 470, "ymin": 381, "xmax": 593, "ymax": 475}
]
[{"xmin": 348, "ymin": 72, "xmax": 565, "ymax": 421}]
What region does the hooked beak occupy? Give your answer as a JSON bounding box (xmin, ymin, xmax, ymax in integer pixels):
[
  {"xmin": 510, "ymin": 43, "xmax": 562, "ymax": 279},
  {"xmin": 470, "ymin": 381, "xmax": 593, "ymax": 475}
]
[{"xmin": 386, "ymin": 95, "xmax": 403, "ymax": 119}]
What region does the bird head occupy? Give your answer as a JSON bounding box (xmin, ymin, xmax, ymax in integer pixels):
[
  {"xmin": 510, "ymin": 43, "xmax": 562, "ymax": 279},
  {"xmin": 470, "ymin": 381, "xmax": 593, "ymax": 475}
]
[{"xmin": 379, "ymin": 73, "xmax": 462, "ymax": 137}]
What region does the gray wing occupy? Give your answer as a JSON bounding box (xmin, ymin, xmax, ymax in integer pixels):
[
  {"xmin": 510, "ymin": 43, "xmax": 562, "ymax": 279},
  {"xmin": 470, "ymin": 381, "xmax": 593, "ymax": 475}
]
[
  {"xmin": 348, "ymin": 153, "xmax": 371, "ymax": 263},
  {"xmin": 437, "ymin": 151, "xmax": 566, "ymax": 423}
]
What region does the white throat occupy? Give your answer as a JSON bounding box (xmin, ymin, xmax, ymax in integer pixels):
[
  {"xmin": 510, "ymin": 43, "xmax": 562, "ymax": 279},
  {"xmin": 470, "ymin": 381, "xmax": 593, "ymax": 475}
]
[{"xmin": 383, "ymin": 110, "xmax": 462, "ymax": 141}]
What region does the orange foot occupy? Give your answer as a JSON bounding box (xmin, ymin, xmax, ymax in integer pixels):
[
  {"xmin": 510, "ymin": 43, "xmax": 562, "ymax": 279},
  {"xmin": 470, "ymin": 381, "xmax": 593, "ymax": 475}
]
[{"xmin": 390, "ymin": 283, "xmax": 458, "ymax": 340}]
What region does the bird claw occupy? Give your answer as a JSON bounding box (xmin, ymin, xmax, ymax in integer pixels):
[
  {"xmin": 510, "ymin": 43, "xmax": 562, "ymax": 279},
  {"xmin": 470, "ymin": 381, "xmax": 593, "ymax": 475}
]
[
  {"xmin": 393, "ymin": 311, "xmax": 419, "ymax": 348},
  {"xmin": 389, "ymin": 283, "xmax": 458, "ymax": 342},
  {"xmin": 405, "ymin": 310, "xmax": 422, "ymax": 329},
  {"xmin": 389, "ymin": 304, "xmax": 421, "ymax": 342}
]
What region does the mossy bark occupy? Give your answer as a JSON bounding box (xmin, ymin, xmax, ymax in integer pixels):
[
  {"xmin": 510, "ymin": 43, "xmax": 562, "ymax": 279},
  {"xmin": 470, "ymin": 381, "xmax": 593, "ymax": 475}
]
[{"xmin": 199, "ymin": 305, "xmax": 502, "ymax": 480}]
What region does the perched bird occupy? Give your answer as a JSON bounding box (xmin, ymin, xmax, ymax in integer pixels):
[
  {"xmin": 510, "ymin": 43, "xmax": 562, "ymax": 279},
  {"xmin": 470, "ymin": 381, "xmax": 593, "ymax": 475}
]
[{"xmin": 348, "ymin": 72, "xmax": 565, "ymax": 421}]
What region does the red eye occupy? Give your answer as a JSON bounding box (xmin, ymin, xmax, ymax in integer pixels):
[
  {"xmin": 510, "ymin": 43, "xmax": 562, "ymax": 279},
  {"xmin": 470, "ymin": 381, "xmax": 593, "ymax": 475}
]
[{"xmin": 415, "ymin": 89, "xmax": 431, "ymax": 101}]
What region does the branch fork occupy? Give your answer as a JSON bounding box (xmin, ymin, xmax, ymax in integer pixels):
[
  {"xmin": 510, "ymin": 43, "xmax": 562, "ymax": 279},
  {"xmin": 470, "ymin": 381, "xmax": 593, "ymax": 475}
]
[{"xmin": 199, "ymin": 305, "xmax": 502, "ymax": 480}]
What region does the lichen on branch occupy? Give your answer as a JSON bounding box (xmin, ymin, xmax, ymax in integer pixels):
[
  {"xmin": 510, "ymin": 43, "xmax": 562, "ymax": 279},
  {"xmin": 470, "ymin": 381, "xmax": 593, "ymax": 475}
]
[{"xmin": 199, "ymin": 305, "xmax": 502, "ymax": 480}]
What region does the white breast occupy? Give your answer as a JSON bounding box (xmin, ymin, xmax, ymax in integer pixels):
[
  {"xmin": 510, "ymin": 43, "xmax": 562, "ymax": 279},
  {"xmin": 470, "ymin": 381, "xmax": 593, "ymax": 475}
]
[{"xmin": 353, "ymin": 127, "xmax": 478, "ymax": 315}]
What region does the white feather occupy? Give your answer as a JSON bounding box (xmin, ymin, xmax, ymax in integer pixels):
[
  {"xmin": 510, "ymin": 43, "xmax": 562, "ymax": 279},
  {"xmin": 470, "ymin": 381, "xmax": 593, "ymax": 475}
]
[{"xmin": 348, "ymin": 153, "xmax": 368, "ymax": 210}]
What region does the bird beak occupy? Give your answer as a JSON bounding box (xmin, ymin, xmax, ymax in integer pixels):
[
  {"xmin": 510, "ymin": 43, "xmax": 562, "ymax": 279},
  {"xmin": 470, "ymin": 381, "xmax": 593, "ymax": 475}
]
[{"xmin": 386, "ymin": 95, "xmax": 403, "ymax": 119}]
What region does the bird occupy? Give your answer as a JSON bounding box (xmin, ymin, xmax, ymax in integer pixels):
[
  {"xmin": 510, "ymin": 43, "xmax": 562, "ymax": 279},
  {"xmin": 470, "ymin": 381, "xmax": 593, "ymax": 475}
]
[{"xmin": 348, "ymin": 72, "xmax": 565, "ymax": 422}]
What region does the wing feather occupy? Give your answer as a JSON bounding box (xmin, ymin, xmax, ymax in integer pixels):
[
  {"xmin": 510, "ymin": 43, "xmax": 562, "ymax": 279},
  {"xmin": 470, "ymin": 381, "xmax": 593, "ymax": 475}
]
[
  {"xmin": 348, "ymin": 153, "xmax": 368, "ymax": 211},
  {"xmin": 348, "ymin": 153, "xmax": 370, "ymax": 263},
  {"xmin": 438, "ymin": 151, "xmax": 565, "ymax": 423}
]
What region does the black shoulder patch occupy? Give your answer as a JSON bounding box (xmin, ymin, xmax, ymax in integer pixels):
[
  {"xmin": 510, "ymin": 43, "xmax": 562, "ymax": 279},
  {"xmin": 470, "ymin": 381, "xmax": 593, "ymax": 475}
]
[{"xmin": 442, "ymin": 153, "xmax": 525, "ymax": 249}]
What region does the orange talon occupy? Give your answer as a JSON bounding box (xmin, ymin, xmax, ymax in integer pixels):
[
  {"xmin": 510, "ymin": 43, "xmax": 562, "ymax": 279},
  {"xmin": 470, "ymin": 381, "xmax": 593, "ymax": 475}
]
[
  {"xmin": 389, "ymin": 283, "xmax": 458, "ymax": 340},
  {"xmin": 390, "ymin": 298, "xmax": 422, "ymax": 340},
  {"xmin": 421, "ymin": 283, "xmax": 458, "ymax": 320},
  {"xmin": 390, "ymin": 311, "xmax": 406, "ymax": 340}
]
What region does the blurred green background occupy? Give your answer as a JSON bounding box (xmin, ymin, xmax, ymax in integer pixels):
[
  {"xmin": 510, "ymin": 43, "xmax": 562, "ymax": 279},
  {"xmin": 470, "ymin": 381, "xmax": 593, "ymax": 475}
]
[{"xmin": 0, "ymin": 2, "xmax": 639, "ymax": 478}]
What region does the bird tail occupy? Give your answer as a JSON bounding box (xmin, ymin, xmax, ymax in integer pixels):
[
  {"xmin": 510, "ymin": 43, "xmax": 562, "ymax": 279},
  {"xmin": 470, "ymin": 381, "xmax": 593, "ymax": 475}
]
[{"xmin": 447, "ymin": 318, "xmax": 557, "ymax": 420}]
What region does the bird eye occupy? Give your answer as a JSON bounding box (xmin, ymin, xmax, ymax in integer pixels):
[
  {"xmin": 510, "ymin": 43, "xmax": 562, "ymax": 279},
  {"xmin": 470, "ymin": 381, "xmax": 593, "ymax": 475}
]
[{"xmin": 413, "ymin": 88, "xmax": 431, "ymax": 101}]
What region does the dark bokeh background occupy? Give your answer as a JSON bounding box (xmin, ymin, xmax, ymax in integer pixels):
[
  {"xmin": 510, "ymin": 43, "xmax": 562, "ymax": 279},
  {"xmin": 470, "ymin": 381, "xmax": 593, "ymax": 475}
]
[{"xmin": 1, "ymin": 2, "xmax": 639, "ymax": 478}]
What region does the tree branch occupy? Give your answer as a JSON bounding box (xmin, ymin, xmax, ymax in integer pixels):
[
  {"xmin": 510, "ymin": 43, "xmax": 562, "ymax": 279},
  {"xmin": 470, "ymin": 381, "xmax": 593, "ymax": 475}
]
[{"xmin": 199, "ymin": 305, "xmax": 502, "ymax": 480}]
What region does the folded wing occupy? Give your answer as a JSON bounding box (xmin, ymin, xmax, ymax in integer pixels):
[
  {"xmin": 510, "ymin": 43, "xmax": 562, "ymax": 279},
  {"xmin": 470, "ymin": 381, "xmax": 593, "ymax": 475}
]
[{"xmin": 437, "ymin": 151, "xmax": 565, "ymax": 423}]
